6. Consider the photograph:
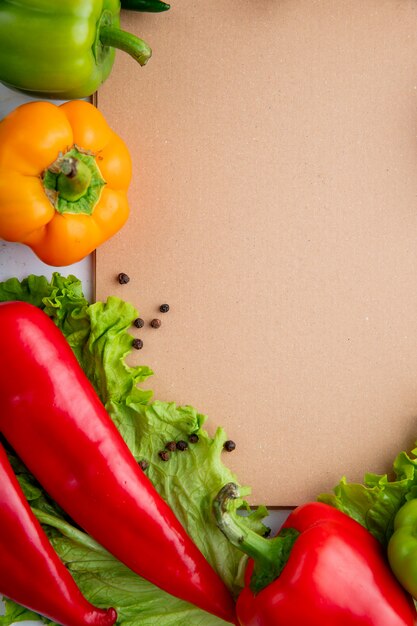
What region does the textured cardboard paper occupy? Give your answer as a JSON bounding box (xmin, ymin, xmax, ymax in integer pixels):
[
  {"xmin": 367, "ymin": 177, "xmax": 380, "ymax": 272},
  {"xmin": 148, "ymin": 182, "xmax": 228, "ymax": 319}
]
[{"xmin": 96, "ymin": 0, "xmax": 417, "ymax": 505}]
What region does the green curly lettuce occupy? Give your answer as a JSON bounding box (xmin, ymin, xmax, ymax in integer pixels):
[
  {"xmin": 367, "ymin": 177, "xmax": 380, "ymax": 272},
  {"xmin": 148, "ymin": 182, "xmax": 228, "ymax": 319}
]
[
  {"xmin": 0, "ymin": 273, "xmax": 268, "ymax": 626},
  {"xmin": 318, "ymin": 449, "xmax": 417, "ymax": 546}
]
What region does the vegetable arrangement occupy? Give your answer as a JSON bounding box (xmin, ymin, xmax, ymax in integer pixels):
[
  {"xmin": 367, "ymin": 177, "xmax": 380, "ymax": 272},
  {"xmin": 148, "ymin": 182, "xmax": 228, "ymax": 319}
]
[
  {"xmin": 2, "ymin": 2, "xmax": 417, "ymax": 625},
  {"xmin": 2, "ymin": 274, "xmax": 417, "ymax": 626},
  {"xmin": 0, "ymin": 0, "xmax": 172, "ymax": 265},
  {"xmin": 0, "ymin": 300, "xmax": 235, "ymax": 624},
  {"xmin": 0, "ymin": 273, "xmax": 269, "ymax": 626}
]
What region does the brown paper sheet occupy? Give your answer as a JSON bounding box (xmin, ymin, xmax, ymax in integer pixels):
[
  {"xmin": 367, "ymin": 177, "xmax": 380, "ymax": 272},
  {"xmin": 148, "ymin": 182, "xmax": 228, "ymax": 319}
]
[{"xmin": 96, "ymin": 0, "xmax": 417, "ymax": 505}]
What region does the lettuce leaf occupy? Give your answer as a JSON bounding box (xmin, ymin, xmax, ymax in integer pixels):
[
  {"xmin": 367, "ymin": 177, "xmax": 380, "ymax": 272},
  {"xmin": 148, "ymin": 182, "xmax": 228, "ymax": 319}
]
[
  {"xmin": 0, "ymin": 273, "xmax": 268, "ymax": 626},
  {"xmin": 318, "ymin": 448, "xmax": 417, "ymax": 546}
]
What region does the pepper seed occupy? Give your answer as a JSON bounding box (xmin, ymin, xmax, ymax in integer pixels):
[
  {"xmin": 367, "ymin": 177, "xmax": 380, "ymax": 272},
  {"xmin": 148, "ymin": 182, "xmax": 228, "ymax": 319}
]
[
  {"xmin": 133, "ymin": 317, "xmax": 145, "ymax": 328},
  {"xmin": 159, "ymin": 304, "xmax": 170, "ymax": 313},
  {"xmin": 165, "ymin": 441, "xmax": 177, "ymax": 451},
  {"xmin": 158, "ymin": 450, "xmax": 170, "ymax": 461},
  {"xmin": 132, "ymin": 338, "xmax": 144, "ymax": 350},
  {"xmin": 138, "ymin": 460, "xmax": 149, "ymax": 471},
  {"xmin": 189, "ymin": 434, "xmax": 199, "ymax": 444},
  {"xmin": 223, "ymin": 440, "xmax": 236, "ymax": 452},
  {"xmin": 150, "ymin": 318, "xmax": 162, "ymax": 328},
  {"xmin": 176, "ymin": 440, "xmax": 188, "ymax": 451},
  {"xmin": 118, "ymin": 273, "xmax": 130, "ymax": 285}
]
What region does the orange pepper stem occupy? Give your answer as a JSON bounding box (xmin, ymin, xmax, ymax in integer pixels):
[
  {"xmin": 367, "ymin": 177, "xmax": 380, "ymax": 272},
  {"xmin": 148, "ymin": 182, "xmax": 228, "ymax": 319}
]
[
  {"xmin": 43, "ymin": 146, "xmax": 106, "ymax": 216},
  {"xmin": 57, "ymin": 157, "xmax": 92, "ymax": 202}
]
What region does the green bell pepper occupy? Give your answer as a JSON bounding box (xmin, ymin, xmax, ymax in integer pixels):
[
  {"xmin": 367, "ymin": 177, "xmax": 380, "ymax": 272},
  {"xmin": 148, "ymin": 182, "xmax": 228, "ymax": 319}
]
[
  {"xmin": 0, "ymin": 1, "xmax": 152, "ymax": 100},
  {"xmin": 388, "ymin": 499, "xmax": 417, "ymax": 599}
]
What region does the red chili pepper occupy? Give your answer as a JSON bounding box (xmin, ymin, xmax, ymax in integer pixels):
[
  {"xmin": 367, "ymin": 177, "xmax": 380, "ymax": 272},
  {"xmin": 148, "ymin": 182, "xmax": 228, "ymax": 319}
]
[
  {"xmin": 214, "ymin": 483, "xmax": 417, "ymax": 626},
  {"xmin": 0, "ymin": 301, "xmax": 236, "ymax": 624},
  {"xmin": 0, "ymin": 442, "xmax": 117, "ymax": 626}
]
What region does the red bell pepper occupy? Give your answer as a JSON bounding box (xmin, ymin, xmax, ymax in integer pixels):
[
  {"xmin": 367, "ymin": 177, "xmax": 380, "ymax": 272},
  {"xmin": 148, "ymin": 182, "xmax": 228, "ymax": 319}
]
[
  {"xmin": 0, "ymin": 301, "xmax": 236, "ymax": 624},
  {"xmin": 0, "ymin": 441, "xmax": 117, "ymax": 626},
  {"xmin": 214, "ymin": 483, "xmax": 417, "ymax": 626}
]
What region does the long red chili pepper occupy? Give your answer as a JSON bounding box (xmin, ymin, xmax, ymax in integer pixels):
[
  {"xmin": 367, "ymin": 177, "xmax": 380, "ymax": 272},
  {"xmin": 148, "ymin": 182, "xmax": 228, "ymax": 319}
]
[
  {"xmin": 0, "ymin": 441, "xmax": 117, "ymax": 626},
  {"xmin": 0, "ymin": 301, "xmax": 236, "ymax": 624}
]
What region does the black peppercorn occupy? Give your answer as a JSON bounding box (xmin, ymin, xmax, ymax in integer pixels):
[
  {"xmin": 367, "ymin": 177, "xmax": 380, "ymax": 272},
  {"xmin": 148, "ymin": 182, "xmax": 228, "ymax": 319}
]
[
  {"xmin": 138, "ymin": 460, "xmax": 149, "ymax": 471},
  {"xmin": 159, "ymin": 304, "xmax": 170, "ymax": 313},
  {"xmin": 133, "ymin": 318, "xmax": 144, "ymax": 328},
  {"xmin": 223, "ymin": 440, "xmax": 236, "ymax": 452},
  {"xmin": 132, "ymin": 338, "xmax": 144, "ymax": 350},
  {"xmin": 118, "ymin": 273, "xmax": 130, "ymax": 285},
  {"xmin": 158, "ymin": 450, "xmax": 170, "ymax": 461},
  {"xmin": 176, "ymin": 440, "xmax": 188, "ymax": 451},
  {"xmin": 188, "ymin": 434, "xmax": 199, "ymax": 444},
  {"xmin": 150, "ymin": 318, "xmax": 162, "ymax": 328},
  {"xmin": 165, "ymin": 441, "xmax": 177, "ymax": 451}
]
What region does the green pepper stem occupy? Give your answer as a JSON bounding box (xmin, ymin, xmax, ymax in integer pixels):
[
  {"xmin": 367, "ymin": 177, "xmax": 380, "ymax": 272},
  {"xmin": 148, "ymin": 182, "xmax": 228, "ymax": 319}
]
[
  {"xmin": 56, "ymin": 158, "xmax": 92, "ymax": 202},
  {"xmin": 121, "ymin": 0, "xmax": 170, "ymax": 12},
  {"xmin": 43, "ymin": 146, "xmax": 106, "ymax": 216},
  {"xmin": 214, "ymin": 484, "xmax": 275, "ymax": 564},
  {"xmin": 99, "ymin": 25, "xmax": 152, "ymax": 66},
  {"xmin": 213, "ymin": 483, "xmax": 299, "ymax": 593}
]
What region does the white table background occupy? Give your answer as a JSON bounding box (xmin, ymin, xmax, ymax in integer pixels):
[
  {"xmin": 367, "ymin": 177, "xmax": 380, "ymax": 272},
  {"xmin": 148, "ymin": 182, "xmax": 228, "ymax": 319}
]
[{"xmin": 0, "ymin": 84, "xmax": 289, "ymax": 623}]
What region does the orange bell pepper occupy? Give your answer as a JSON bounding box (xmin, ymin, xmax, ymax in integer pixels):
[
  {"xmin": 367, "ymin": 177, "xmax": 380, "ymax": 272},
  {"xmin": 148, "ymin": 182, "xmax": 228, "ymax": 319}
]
[{"xmin": 0, "ymin": 100, "xmax": 132, "ymax": 266}]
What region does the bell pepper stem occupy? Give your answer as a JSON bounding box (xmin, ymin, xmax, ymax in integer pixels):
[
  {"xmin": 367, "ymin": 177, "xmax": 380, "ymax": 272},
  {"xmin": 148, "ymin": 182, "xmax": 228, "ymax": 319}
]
[
  {"xmin": 43, "ymin": 147, "xmax": 106, "ymax": 216},
  {"xmin": 99, "ymin": 25, "xmax": 152, "ymax": 66},
  {"xmin": 214, "ymin": 484, "xmax": 274, "ymax": 563},
  {"xmin": 57, "ymin": 158, "xmax": 92, "ymax": 202},
  {"xmin": 213, "ymin": 483, "xmax": 299, "ymax": 594}
]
